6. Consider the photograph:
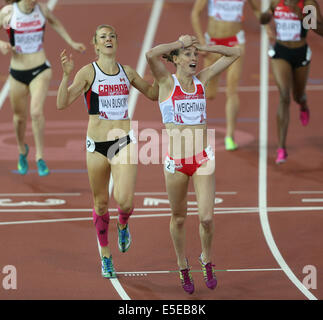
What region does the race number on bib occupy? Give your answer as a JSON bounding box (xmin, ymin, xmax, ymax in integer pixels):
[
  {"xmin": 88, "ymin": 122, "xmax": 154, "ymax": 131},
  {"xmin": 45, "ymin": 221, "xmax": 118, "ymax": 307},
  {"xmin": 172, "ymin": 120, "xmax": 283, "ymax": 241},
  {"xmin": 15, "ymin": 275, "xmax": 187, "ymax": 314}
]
[
  {"xmin": 275, "ymin": 19, "xmax": 301, "ymax": 41},
  {"xmin": 210, "ymin": 0, "xmax": 244, "ymax": 22},
  {"xmin": 164, "ymin": 156, "xmax": 176, "ymax": 174},
  {"xmin": 98, "ymin": 83, "xmax": 129, "ymax": 120}
]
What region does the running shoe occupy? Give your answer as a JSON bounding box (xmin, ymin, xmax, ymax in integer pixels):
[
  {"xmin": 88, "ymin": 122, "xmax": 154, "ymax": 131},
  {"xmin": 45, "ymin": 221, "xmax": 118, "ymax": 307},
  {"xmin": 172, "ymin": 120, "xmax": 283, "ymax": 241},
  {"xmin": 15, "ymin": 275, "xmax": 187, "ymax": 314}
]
[
  {"xmin": 179, "ymin": 264, "xmax": 194, "ymax": 294},
  {"xmin": 300, "ymin": 107, "xmax": 310, "ymax": 126},
  {"xmin": 17, "ymin": 144, "xmax": 29, "ymax": 175},
  {"xmin": 37, "ymin": 159, "xmax": 50, "ymax": 176},
  {"xmin": 199, "ymin": 254, "xmax": 217, "ymax": 290},
  {"xmin": 225, "ymin": 136, "xmax": 238, "ymax": 151},
  {"xmin": 101, "ymin": 255, "xmax": 117, "ymax": 279},
  {"xmin": 275, "ymin": 148, "xmax": 288, "ymax": 164},
  {"xmin": 117, "ymin": 223, "xmax": 131, "ymax": 253}
]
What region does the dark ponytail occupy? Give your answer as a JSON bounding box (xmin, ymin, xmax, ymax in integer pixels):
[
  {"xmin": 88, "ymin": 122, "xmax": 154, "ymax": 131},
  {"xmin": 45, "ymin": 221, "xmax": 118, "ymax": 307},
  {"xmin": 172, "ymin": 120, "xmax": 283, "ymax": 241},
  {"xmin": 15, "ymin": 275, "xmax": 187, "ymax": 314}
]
[{"xmin": 162, "ymin": 49, "xmax": 179, "ymax": 64}]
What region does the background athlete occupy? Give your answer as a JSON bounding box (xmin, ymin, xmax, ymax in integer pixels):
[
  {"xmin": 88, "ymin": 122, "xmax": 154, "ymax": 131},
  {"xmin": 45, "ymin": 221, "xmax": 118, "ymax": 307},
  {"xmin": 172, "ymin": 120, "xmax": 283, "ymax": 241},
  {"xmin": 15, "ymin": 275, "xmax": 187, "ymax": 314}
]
[
  {"xmin": 260, "ymin": 0, "xmax": 323, "ymax": 163},
  {"xmin": 191, "ymin": 0, "xmax": 265, "ymax": 151},
  {"xmin": 0, "ymin": 0, "xmax": 85, "ymax": 176}
]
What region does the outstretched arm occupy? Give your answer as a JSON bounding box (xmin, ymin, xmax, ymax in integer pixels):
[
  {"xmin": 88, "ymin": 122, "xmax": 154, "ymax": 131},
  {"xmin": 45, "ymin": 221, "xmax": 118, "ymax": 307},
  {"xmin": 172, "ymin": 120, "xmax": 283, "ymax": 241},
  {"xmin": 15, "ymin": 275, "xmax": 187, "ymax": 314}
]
[
  {"xmin": 39, "ymin": 3, "xmax": 86, "ymax": 53},
  {"xmin": 196, "ymin": 44, "xmax": 241, "ymax": 86},
  {"xmin": 123, "ymin": 66, "xmax": 159, "ymax": 101},
  {"xmin": 248, "ymin": 0, "xmax": 261, "ymax": 19},
  {"xmin": 0, "ymin": 5, "xmax": 15, "ymax": 55},
  {"xmin": 57, "ymin": 50, "xmax": 90, "ymax": 110}
]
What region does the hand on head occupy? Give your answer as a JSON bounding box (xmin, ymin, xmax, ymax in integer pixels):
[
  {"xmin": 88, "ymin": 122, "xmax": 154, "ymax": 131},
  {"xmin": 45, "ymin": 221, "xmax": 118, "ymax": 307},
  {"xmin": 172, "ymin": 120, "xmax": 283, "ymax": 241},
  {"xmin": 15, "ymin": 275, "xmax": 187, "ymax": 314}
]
[{"xmin": 178, "ymin": 35, "xmax": 199, "ymax": 48}]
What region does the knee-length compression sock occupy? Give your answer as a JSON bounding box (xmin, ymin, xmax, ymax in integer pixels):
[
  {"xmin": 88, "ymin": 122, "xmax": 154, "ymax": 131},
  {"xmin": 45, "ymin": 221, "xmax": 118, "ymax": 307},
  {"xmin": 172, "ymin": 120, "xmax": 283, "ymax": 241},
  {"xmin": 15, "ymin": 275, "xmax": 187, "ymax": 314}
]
[{"xmin": 93, "ymin": 208, "xmax": 110, "ymax": 247}]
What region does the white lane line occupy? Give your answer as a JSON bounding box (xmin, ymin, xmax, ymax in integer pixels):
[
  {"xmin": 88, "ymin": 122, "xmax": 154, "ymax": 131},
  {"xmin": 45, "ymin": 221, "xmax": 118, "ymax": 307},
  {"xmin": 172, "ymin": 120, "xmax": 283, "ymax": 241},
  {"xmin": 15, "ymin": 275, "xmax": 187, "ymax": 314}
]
[
  {"xmin": 0, "ymin": 206, "xmax": 322, "ymax": 224},
  {"xmin": 258, "ymin": 5, "xmax": 317, "ymax": 300},
  {"xmin": 134, "ymin": 191, "xmax": 237, "ymax": 195},
  {"xmin": 0, "ymin": 0, "xmax": 57, "ymax": 111},
  {"xmin": 1, "ymin": 206, "xmax": 323, "ymax": 213},
  {"xmin": 117, "ymin": 268, "xmax": 283, "ymax": 275},
  {"xmin": 289, "ymin": 191, "xmax": 323, "ymax": 194},
  {"xmin": 302, "ymin": 199, "xmax": 323, "ymax": 203},
  {"xmin": 128, "ymin": 0, "xmax": 164, "ymax": 119},
  {"xmin": 0, "ymin": 79, "xmax": 9, "ymax": 110}
]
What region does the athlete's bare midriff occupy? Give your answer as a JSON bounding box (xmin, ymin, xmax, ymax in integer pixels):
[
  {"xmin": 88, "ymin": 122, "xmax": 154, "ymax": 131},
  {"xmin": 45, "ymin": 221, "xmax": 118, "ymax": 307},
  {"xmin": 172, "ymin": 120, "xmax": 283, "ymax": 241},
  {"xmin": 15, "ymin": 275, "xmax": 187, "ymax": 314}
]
[
  {"xmin": 207, "ymin": 17, "xmax": 242, "ymax": 38},
  {"xmin": 165, "ymin": 123, "xmax": 208, "ymax": 159},
  {"xmin": 87, "ymin": 116, "xmax": 131, "ymax": 141},
  {"xmin": 276, "ymin": 38, "xmax": 307, "ymax": 49},
  {"xmin": 10, "ymin": 50, "xmax": 47, "ymax": 70}
]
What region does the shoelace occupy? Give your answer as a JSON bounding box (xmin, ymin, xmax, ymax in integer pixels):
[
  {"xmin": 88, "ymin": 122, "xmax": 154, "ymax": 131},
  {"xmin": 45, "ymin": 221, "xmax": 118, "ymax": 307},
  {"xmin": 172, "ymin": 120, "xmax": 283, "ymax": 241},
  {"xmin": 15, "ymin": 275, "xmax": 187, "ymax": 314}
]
[
  {"xmin": 38, "ymin": 160, "xmax": 47, "ymax": 170},
  {"xmin": 180, "ymin": 269, "xmax": 193, "ymax": 285},
  {"xmin": 102, "ymin": 257, "xmax": 114, "ymax": 273},
  {"xmin": 120, "ymin": 228, "xmax": 128, "ymax": 243},
  {"xmin": 203, "ymin": 263, "xmax": 216, "ymax": 281}
]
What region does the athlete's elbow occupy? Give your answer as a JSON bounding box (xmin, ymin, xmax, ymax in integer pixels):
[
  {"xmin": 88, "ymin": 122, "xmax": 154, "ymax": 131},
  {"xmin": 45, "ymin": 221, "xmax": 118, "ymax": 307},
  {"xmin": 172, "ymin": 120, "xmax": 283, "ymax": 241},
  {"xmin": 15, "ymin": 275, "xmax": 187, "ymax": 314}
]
[
  {"xmin": 145, "ymin": 50, "xmax": 155, "ymax": 62},
  {"xmin": 145, "ymin": 51, "xmax": 152, "ymax": 61},
  {"xmin": 56, "ymin": 101, "xmax": 67, "ymax": 110}
]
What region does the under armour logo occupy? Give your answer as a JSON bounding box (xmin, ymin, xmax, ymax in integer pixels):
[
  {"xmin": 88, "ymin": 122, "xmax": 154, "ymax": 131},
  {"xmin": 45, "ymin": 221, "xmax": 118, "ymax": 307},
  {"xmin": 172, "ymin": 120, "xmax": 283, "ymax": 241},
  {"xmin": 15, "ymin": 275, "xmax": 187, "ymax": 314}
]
[{"xmin": 120, "ymin": 78, "xmax": 126, "ymax": 82}]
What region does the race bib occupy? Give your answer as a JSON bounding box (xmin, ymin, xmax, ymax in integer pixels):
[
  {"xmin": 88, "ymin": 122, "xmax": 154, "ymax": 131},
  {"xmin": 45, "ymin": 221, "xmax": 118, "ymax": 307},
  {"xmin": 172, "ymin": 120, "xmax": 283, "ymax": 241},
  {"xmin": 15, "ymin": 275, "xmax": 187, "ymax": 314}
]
[
  {"xmin": 98, "ymin": 83, "xmax": 129, "ymax": 120},
  {"xmin": 205, "ymin": 145, "xmax": 215, "ymax": 161},
  {"xmin": 173, "ymin": 99, "xmax": 206, "ymax": 125},
  {"xmin": 86, "ymin": 136, "xmax": 95, "ymax": 153},
  {"xmin": 14, "ymin": 30, "xmax": 44, "ymax": 54},
  {"xmin": 275, "ymin": 19, "xmax": 301, "ymax": 41},
  {"xmin": 164, "ymin": 156, "xmax": 175, "ymax": 174},
  {"xmin": 210, "ymin": 0, "xmax": 244, "ymax": 22}
]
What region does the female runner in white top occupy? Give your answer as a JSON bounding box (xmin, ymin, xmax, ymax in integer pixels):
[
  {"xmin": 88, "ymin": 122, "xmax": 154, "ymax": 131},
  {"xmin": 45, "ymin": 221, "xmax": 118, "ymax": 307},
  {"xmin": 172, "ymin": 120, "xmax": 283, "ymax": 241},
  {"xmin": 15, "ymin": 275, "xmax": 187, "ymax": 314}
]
[{"xmin": 0, "ymin": 0, "xmax": 85, "ymax": 176}]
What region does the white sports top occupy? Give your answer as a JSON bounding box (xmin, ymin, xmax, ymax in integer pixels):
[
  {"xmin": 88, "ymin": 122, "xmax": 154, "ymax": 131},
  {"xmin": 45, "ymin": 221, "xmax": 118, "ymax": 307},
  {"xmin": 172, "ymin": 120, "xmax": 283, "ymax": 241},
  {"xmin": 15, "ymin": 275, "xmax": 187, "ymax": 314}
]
[
  {"xmin": 84, "ymin": 62, "xmax": 131, "ymax": 120},
  {"xmin": 274, "ymin": 0, "xmax": 304, "ymax": 41},
  {"xmin": 208, "ymin": 0, "xmax": 245, "ymax": 22},
  {"xmin": 159, "ymin": 75, "xmax": 206, "ymax": 125},
  {"xmin": 7, "ymin": 3, "xmax": 46, "ymax": 54}
]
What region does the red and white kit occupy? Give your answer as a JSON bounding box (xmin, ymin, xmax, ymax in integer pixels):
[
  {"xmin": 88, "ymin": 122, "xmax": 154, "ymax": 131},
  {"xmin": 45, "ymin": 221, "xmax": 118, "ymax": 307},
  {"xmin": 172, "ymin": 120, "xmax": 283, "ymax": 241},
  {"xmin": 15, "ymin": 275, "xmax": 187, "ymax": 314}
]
[
  {"xmin": 84, "ymin": 62, "xmax": 130, "ymax": 120},
  {"xmin": 6, "ymin": 2, "xmax": 46, "ymax": 54},
  {"xmin": 159, "ymin": 74, "xmax": 206, "ymax": 125},
  {"xmin": 274, "ymin": 0, "xmax": 305, "ymax": 41},
  {"xmin": 208, "ymin": 0, "xmax": 246, "ymax": 22},
  {"xmin": 206, "ymin": 0, "xmax": 246, "ymax": 46},
  {"xmin": 160, "ymin": 75, "xmax": 214, "ymax": 176}
]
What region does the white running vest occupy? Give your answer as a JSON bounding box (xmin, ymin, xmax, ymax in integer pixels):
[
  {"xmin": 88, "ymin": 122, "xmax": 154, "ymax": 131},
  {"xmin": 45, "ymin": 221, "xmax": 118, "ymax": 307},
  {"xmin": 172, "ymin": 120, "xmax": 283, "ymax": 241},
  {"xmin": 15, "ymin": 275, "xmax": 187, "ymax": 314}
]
[
  {"xmin": 208, "ymin": 0, "xmax": 245, "ymax": 22},
  {"xmin": 85, "ymin": 62, "xmax": 131, "ymax": 120},
  {"xmin": 159, "ymin": 75, "xmax": 206, "ymax": 125},
  {"xmin": 274, "ymin": 0, "xmax": 304, "ymax": 41},
  {"xmin": 7, "ymin": 3, "xmax": 46, "ymax": 54}
]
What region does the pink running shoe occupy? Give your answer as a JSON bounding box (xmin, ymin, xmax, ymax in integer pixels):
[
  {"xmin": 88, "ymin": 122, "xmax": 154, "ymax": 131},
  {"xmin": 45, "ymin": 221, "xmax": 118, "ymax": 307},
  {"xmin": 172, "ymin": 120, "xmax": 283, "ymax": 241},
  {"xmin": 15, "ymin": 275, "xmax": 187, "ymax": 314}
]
[
  {"xmin": 275, "ymin": 148, "xmax": 288, "ymax": 164},
  {"xmin": 199, "ymin": 255, "xmax": 217, "ymax": 290},
  {"xmin": 179, "ymin": 266, "xmax": 194, "ymax": 294},
  {"xmin": 300, "ymin": 108, "xmax": 310, "ymax": 126}
]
